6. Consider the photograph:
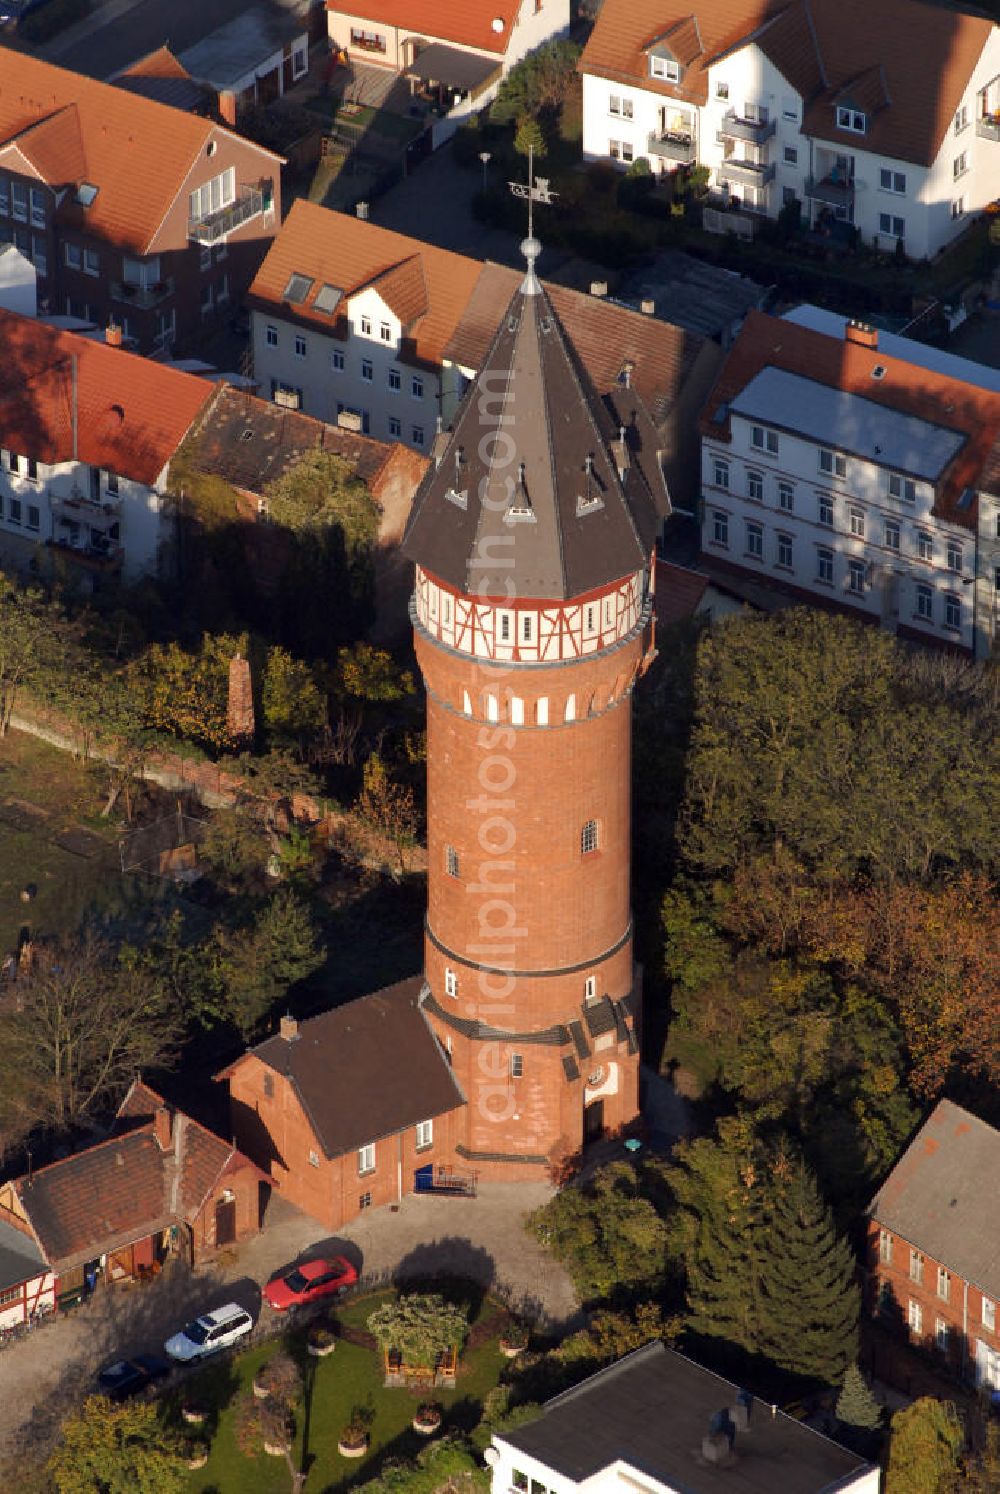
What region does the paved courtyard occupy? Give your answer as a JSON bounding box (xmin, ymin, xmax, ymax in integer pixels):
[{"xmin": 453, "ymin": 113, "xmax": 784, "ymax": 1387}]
[{"xmin": 0, "ymin": 1180, "xmax": 578, "ymax": 1454}]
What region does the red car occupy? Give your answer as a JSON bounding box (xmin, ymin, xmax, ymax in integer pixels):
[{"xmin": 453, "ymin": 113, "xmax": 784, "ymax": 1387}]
[{"xmin": 263, "ymin": 1256, "xmax": 358, "ymax": 1312}]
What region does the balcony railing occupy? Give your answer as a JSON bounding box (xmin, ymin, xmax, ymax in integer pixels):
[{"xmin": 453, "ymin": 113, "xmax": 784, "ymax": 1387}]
[
  {"xmin": 716, "ymin": 110, "xmax": 776, "ymax": 145},
  {"xmin": 976, "ymin": 115, "xmax": 1000, "ymax": 141},
  {"xmin": 805, "ymin": 173, "xmax": 855, "ymax": 207},
  {"xmin": 47, "ymin": 535, "xmax": 123, "ymax": 573},
  {"xmin": 109, "ymin": 276, "xmax": 174, "ymax": 310},
  {"xmin": 52, "ymin": 491, "xmax": 121, "ymax": 519},
  {"xmin": 647, "ymin": 129, "xmax": 696, "ymax": 163},
  {"xmin": 718, "ymin": 158, "xmax": 776, "ymax": 187},
  {"xmin": 188, "ymin": 186, "xmax": 265, "ymax": 246}
]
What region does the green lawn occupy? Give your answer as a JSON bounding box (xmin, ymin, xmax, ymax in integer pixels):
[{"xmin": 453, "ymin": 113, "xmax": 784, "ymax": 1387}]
[
  {"xmin": 182, "ymin": 1291, "xmax": 508, "ymax": 1492},
  {"xmin": 0, "ymin": 730, "xmax": 131, "ymax": 957}
]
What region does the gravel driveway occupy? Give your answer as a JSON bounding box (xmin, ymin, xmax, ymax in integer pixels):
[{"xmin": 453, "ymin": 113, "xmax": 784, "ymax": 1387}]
[{"xmin": 1, "ymin": 1180, "xmax": 577, "ymax": 1455}]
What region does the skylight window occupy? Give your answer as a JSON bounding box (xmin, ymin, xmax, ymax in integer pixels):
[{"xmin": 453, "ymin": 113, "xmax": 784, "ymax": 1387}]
[
  {"xmin": 75, "ymin": 183, "xmax": 98, "ymax": 208},
  {"xmin": 314, "ymin": 283, "xmax": 342, "ymax": 314},
  {"xmin": 283, "ymin": 272, "xmax": 314, "ymax": 304}
]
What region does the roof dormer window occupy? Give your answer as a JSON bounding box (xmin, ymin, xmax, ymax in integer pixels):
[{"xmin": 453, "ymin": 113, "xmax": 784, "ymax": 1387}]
[
  {"xmin": 836, "ymin": 106, "xmax": 866, "ymax": 133},
  {"xmin": 283, "ymin": 272, "xmax": 314, "ymax": 304},
  {"xmin": 650, "ymin": 54, "xmax": 680, "ymax": 83}
]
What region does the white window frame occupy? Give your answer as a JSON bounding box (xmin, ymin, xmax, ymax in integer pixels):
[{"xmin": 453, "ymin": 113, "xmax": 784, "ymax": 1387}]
[
  {"xmin": 712, "ymin": 509, "xmax": 729, "ymax": 546},
  {"xmin": 837, "ymin": 106, "xmax": 866, "ymax": 133},
  {"xmin": 745, "ymin": 520, "xmax": 763, "ymax": 559},
  {"xmin": 983, "ymin": 1297, "xmax": 996, "ymax": 1332},
  {"xmin": 916, "ymin": 584, "xmax": 933, "ymax": 621},
  {"xmin": 819, "ymin": 448, "xmax": 846, "ymax": 478},
  {"xmin": 817, "ymin": 547, "xmax": 834, "ymax": 584},
  {"xmin": 266, "ymin": 324, "xmax": 278, "ymax": 347},
  {"xmin": 908, "ymin": 1299, "xmax": 923, "ymax": 1336},
  {"xmin": 650, "ymin": 55, "xmax": 680, "ymax": 82},
  {"xmin": 358, "ymin": 1141, "xmax": 376, "ymax": 1175},
  {"xmin": 850, "ymin": 507, "xmax": 865, "ymax": 538},
  {"xmin": 444, "ymin": 968, "xmax": 458, "ymax": 998},
  {"xmin": 776, "ymin": 532, "xmax": 793, "ymax": 568},
  {"xmin": 885, "ymin": 519, "xmax": 900, "ymax": 551},
  {"xmin": 415, "ymin": 1119, "xmax": 433, "ymax": 1150},
  {"xmin": 294, "ymin": 334, "xmax": 306, "ymax": 359},
  {"xmin": 945, "ymin": 593, "xmax": 961, "ymax": 630},
  {"xmin": 713, "ymin": 457, "xmax": 730, "ymax": 490}
]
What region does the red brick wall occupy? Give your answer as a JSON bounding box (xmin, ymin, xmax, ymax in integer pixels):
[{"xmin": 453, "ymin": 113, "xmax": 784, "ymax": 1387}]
[
  {"xmin": 190, "ymin": 1159, "xmax": 261, "ymax": 1261},
  {"xmin": 867, "ymin": 1218, "xmax": 997, "ymax": 1378},
  {"xmin": 412, "ymin": 613, "xmax": 651, "ymax": 1176}
]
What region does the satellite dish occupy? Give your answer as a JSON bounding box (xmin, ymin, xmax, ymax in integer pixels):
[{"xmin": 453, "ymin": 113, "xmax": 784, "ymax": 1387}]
[{"xmin": 492, "ymin": 15, "xmax": 505, "ymax": 30}]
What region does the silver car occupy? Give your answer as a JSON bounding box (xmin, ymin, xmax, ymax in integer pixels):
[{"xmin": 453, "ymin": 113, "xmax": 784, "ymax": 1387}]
[{"xmin": 164, "ymin": 1302, "xmax": 253, "ymax": 1363}]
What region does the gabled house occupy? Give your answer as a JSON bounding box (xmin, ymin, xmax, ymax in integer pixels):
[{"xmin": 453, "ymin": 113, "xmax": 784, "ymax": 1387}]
[
  {"xmin": 183, "ymin": 382, "xmax": 429, "ymax": 626},
  {"xmin": 0, "ymin": 51, "xmax": 283, "ymax": 352},
  {"xmin": 217, "ymin": 978, "xmax": 466, "ymax": 1231},
  {"xmin": 249, "ymin": 200, "xmax": 721, "ymax": 510},
  {"xmin": 0, "ymin": 310, "xmax": 214, "ymax": 586},
  {"xmin": 0, "ymin": 1082, "xmax": 265, "ymax": 1307},
  {"xmin": 489, "ymin": 1341, "xmax": 879, "ymax": 1493},
  {"xmin": 697, "ymin": 307, "xmax": 1000, "ymax": 656},
  {"xmin": 325, "ymin": 0, "xmax": 569, "ymax": 125},
  {"xmin": 0, "ymin": 1212, "xmax": 53, "ymax": 1329},
  {"xmin": 579, "ymin": 0, "xmax": 1000, "ymax": 258},
  {"xmin": 867, "ymin": 1099, "xmax": 1000, "ymax": 1394}
]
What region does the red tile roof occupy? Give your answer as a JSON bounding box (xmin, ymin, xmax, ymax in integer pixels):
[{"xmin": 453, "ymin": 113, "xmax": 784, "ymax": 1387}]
[
  {"xmin": 10, "ymin": 1081, "xmax": 263, "ymax": 1271},
  {"xmin": 655, "ymin": 559, "xmax": 709, "ymax": 623},
  {"xmin": 325, "ymin": 0, "xmax": 523, "ymax": 55},
  {"xmin": 0, "ymin": 311, "xmax": 213, "ymax": 484},
  {"xmin": 117, "ymin": 45, "xmax": 195, "ymax": 82},
  {"xmin": 580, "ymin": 0, "xmax": 992, "ymax": 166},
  {"xmin": 0, "ymin": 52, "xmax": 280, "ymax": 254},
  {"xmin": 249, "ymin": 200, "xmax": 485, "ymax": 370},
  {"xmin": 700, "ymin": 309, "xmax": 1000, "ymax": 529}
]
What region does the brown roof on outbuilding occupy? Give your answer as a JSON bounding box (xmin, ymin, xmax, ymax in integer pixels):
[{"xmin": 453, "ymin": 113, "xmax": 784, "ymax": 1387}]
[
  {"xmin": 13, "ymin": 1082, "xmax": 262, "ymax": 1271},
  {"xmin": 404, "ymin": 259, "xmax": 661, "ymax": 600},
  {"xmin": 244, "ymin": 977, "xmax": 465, "ymax": 1159},
  {"xmin": 869, "ymin": 1100, "xmax": 1000, "ymax": 1299}
]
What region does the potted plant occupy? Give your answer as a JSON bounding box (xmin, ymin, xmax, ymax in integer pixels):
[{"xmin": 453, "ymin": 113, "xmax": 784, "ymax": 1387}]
[
  {"xmin": 181, "ymin": 1400, "xmax": 208, "ymax": 1425},
  {"xmin": 259, "ymin": 1399, "xmax": 295, "ymax": 1457},
  {"xmin": 367, "ymin": 1292, "xmax": 468, "ymax": 1379},
  {"xmin": 307, "ymin": 1321, "xmax": 336, "ymax": 1358},
  {"xmin": 412, "ymin": 1400, "xmax": 443, "ymax": 1436},
  {"xmin": 183, "ymin": 1437, "xmax": 209, "ymax": 1470},
  {"xmin": 338, "ymin": 1405, "xmax": 373, "ymax": 1458},
  {"xmin": 253, "ymin": 1350, "xmax": 301, "ymax": 1401},
  {"xmin": 499, "ymin": 1321, "xmax": 530, "ymax": 1358}
]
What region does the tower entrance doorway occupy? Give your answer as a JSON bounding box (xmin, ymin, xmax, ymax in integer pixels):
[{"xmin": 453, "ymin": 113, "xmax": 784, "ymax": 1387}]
[{"xmin": 584, "ymin": 1099, "xmax": 605, "ymax": 1145}]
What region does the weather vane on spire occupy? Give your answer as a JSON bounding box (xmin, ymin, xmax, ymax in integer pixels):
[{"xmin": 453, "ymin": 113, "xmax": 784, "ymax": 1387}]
[{"xmin": 509, "ymin": 143, "xmax": 558, "ymax": 292}]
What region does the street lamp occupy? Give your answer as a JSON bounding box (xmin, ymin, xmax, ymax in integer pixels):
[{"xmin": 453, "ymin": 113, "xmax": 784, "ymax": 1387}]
[{"xmin": 479, "ymin": 151, "xmax": 491, "ymax": 193}]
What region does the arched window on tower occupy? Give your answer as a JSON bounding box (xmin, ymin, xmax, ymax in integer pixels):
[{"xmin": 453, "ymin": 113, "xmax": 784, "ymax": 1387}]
[
  {"xmin": 511, "ymin": 696, "xmax": 524, "ymax": 726},
  {"xmin": 581, "ymin": 819, "xmax": 599, "ymax": 855},
  {"xmin": 485, "ymin": 693, "xmax": 499, "ymax": 723},
  {"xmin": 446, "ymin": 845, "xmax": 459, "ymax": 878},
  {"xmin": 565, "ymin": 693, "xmax": 576, "ymax": 722},
  {"xmin": 462, "ymin": 689, "xmax": 472, "ymax": 716},
  {"xmin": 536, "ymin": 697, "xmax": 548, "ymax": 726}
]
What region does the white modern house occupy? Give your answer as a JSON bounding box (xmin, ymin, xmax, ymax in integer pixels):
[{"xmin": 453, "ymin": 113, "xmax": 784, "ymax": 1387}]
[
  {"xmin": 489, "ymin": 1342, "xmax": 879, "ymax": 1494},
  {"xmin": 580, "ymin": 0, "xmax": 1000, "ymax": 258},
  {"xmin": 698, "ymin": 307, "xmax": 1000, "ymax": 657},
  {"xmin": 0, "ymin": 311, "xmax": 212, "ymax": 588}
]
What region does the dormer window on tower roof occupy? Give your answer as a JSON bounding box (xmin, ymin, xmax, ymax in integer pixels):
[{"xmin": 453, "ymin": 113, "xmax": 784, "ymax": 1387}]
[
  {"xmin": 505, "ymin": 461, "xmax": 536, "ymax": 524},
  {"xmin": 577, "ymin": 453, "xmax": 604, "ymax": 516}
]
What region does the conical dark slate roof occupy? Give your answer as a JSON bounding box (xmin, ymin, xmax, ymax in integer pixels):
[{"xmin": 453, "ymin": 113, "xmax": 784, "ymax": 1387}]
[{"xmin": 402, "ymin": 243, "xmax": 662, "ymax": 601}]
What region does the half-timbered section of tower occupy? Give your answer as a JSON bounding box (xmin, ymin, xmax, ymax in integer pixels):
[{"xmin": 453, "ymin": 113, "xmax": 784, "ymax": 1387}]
[{"xmin": 402, "ymin": 237, "xmax": 667, "ymax": 1178}]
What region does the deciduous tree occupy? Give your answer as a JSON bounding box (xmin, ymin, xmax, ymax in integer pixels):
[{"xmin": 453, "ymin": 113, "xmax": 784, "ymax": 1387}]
[
  {"xmin": 47, "ymin": 1395, "xmax": 187, "ymax": 1494},
  {"xmin": 885, "ymin": 1398, "xmax": 964, "ymax": 1494}
]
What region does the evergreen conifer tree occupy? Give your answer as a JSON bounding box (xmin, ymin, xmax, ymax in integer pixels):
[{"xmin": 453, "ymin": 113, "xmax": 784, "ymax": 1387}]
[
  {"xmin": 757, "ymin": 1164, "xmax": 859, "ymax": 1383},
  {"xmin": 835, "ymin": 1363, "xmax": 883, "ymax": 1432}
]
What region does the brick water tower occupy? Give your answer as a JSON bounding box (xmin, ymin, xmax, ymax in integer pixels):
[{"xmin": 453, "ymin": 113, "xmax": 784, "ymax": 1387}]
[{"xmin": 402, "ymin": 237, "xmax": 664, "ymax": 1179}]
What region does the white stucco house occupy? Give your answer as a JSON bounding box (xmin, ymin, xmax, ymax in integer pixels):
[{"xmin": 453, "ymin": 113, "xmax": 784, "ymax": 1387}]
[
  {"xmin": 697, "ymin": 306, "xmax": 1000, "ymax": 657},
  {"xmin": 326, "ymin": 0, "xmax": 570, "ymax": 134},
  {"xmin": 580, "ymin": 0, "xmax": 1000, "ymax": 259},
  {"xmin": 489, "ymin": 1342, "xmax": 879, "ymax": 1494},
  {"xmin": 0, "ymin": 311, "xmax": 212, "ymax": 588}
]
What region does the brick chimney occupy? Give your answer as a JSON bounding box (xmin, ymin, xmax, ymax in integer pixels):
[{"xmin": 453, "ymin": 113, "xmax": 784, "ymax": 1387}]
[
  {"xmin": 227, "ymin": 653, "xmax": 255, "ymax": 748},
  {"xmin": 218, "ymin": 91, "xmax": 237, "ymax": 127},
  {"xmin": 153, "ymin": 1105, "xmax": 172, "ymax": 1151},
  {"xmin": 280, "ymin": 1013, "xmax": 299, "ymax": 1042},
  {"xmin": 845, "ymin": 318, "xmax": 878, "ymax": 349},
  {"xmin": 105, "ymin": 321, "xmax": 123, "ymax": 348}
]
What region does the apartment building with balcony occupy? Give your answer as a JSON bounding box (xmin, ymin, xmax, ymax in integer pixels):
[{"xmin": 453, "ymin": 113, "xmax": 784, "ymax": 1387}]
[
  {"xmin": 250, "ymin": 200, "xmax": 722, "ymax": 509},
  {"xmin": 0, "ymin": 52, "xmax": 282, "ymax": 354},
  {"xmin": 580, "ymin": 0, "xmax": 1000, "ymax": 258},
  {"xmin": 697, "ymin": 308, "xmax": 1000, "ymax": 657},
  {"xmin": 0, "ymin": 311, "xmax": 212, "ymax": 586},
  {"xmin": 867, "ymin": 1100, "xmax": 1000, "ymax": 1396}
]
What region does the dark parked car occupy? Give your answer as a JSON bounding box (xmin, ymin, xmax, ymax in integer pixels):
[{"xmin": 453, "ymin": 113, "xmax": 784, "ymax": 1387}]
[{"xmin": 97, "ymin": 1353, "xmax": 171, "ymax": 1401}]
